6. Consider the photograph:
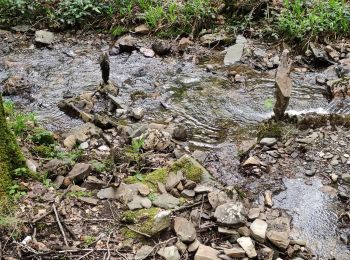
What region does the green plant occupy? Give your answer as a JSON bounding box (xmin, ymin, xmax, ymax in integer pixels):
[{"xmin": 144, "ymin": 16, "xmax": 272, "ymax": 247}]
[
  {"xmin": 83, "ymin": 235, "xmax": 96, "ymax": 247},
  {"xmin": 91, "ymin": 160, "xmax": 107, "ymax": 173},
  {"xmin": 264, "ymin": 98, "xmax": 274, "ymax": 110},
  {"xmin": 144, "ymin": 5, "xmax": 164, "ymax": 28},
  {"xmin": 8, "ymin": 183, "xmax": 26, "ymax": 201},
  {"xmin": 3, "ymin": 100, "xmax": 14, "ymax": 115},
  {"xmin": 11, "ymin": 167, "xmax": 30, "ymax": 178},
  {"xmin": 110, "ymin": 25, "xmax": 127, "ymax": 36},
  {"xmin": 126, "ymin": 137, "xmax": 145, "ymax": 172},
  {"xmin": 56, "ymin": 149, "xmax": 83, "ymax": 164},
  {"xmin": 68, "ymin": 190, "xmax": 93, "ymax": 198},
  {"xmin": 31, "ymin": 128, "xmax": 55, "ymax": 145}
]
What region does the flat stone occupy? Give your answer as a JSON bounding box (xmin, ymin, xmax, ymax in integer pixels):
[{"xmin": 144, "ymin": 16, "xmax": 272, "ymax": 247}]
[
  {"xmin": 35, "ymin": 30, "xmax": 54, "ymax": 45},
  {"xmin": 223, "ymin": 245, "xmax": 246, "ymax": 258},
  {"xmin": 166, "ymin": 171, "xmax": 183, "ymax": 191},
  {"xmin": 267, "ymin": 230, "xmax": 290, "ymax": 250},
  {"xmin": 224, "ymin": 37, "xmax": 246, "ymax": 65},
  {"xmin": 134, "ymin": 24, "xmax": 150, "ymax": 34},
  {"xmin": 97, "ymin": 187, "xmax": 118, "ymax": 199},
  {"xmin": 174, "ymin": 217, "xmax": 196, "ymax": 243},
  {"xmin": 194, "ymin": 244, "xmax": 220, "ymax": 260},
  {"xmin": 188, "ymin": 239, "xmax": 200, "ymax": 252},
  {"xmin": 181, "ymin": 189, "xmax": 195, "ymax": 198},
  {"xmin": 243, "ymin": 157, "xmax": 261, "ymax": 167},
  {"xmin": 135, "ymin": 245, "xmax": 153, "ymax": 260},
  {"xmin": 140, "ymin": 47, "xmax": 155, "ymax": 58},
  {"xmin": 250, "ymin": 219, "xmax": 267, "ymax": 243},
  {"xmin": 67, "ymin": 163, "xmax": 92, "ymax": 182},
  {"xmin": 194, "ymin": 185, "xmax": 213, "ymax": 194},
  {"xmin": 208, "ymin": 191, "xmax": 230, "ymax": 209},
  {"xmin": 214, "ymin": 202, "xmax": 247, "ymax": 227},
  {"xmin": 218, "ymin": 227, "xmax": 239, "ymax": 235},
  {"xmin": 153, "ymin": 193, "xmax": 180, "ymax": 209},
  {"xmin": 248, "ymin": 208, "xmax": 260, "ymax": 220},
  {"xmin": 184, "ymin": 180, "xmax": 197, "ymax": 190},
  {"xmin": 238, "ymin": 226, "xmax": 251, "ymax": 237},
  {"xmin": 117, "ymin": 35, "xmax": 137, "ymax": 52},
  {"xmin": 157, "ymin": 246, "xmax": 180, "ymax": 260},
  {"xmin": 237, "ymin": 237, "xmax": 257, "ymax": 258},
  {"xmin": 260, "ymin": 138, "xmax": 277, "ymax": 147}
]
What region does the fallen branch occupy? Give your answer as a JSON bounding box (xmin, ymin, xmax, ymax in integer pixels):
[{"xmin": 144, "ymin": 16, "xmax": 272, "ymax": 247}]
[
  {"xmin": 172, "ymin": 199, "xmax": 208, "ymax": 213},
  {"xmin": 52, "ymin": 204, "xmax": 69, "ymax": 247}
]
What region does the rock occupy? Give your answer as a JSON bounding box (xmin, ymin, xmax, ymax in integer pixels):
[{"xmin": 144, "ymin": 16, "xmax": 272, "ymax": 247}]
[
  {"xmin": 200, "ymin": 32, "xmax": 229, "ymax": 46},
  {"xmin": 134, "ymin": 24, "xmax": 150, "ymax": 34},
  {"xmin": 178, "ymin": 37, "xmax": 192, "ymax": 51},
  {"xmin": 224, "ymin": 35, "xmax": 247, "ymax": 65},
  {"xmin": 2, "ymin": 76, "xmax": 32, "ymax": 96},
  {"xmin": 174, "ymin": 217, "xmax": 196, "ymax": 243},
  {"xmin": 107, "ymin": 93, "xmax": 127, "ymax": 110},
  {"xmin": 258, "ymin": 247, "xmax": 274, "ymax": 260},
  {"xmin": 194, "ymin": 185, "xmax": 213, "ymax": 194},
  {"xmin": 218, "ymin": 227, "xmax": 239, "ymax": 235},
  {"xmin": 135, "ymin": 245, "xmax": 153, "ymax": 260},
  {"xmin": 238, "ymin": 226, "xmax": 251, "ymax": 237},
  {"xmin": 157, "ymin": 246, "xmax": 180, "ymax": 260},
  {"xmin": 181, "ymin": 189, "xmax": 195, "ymax": 198},
  {"xmin": 140, "ymin": 47, "xmax": 155, "ymax": 58},
  {"xmin": 67, "ymin": 163, "xmax": 92, "ymax": 182},
  {"xmin": 97, "ymin": 187, "xmax": 118, "ymax": 199},
  {"xmin": 138, "ymin": 184, "xmax": 150, "ymax": 196},
  {"xmin": 208, "ymin": 191, "xmax": 230, "ymax": 209},
  {"xmin": 173, "ymin": 125, "xmax": 187, "ymax": 141},
  {"xmin": 243, "ymin": 157, "xmax": 260, "ymax": 167},
  {"xmin": 248, "ymin": 208, "xmax": 260, "ymax": 220},
  {"xmin": 214, "ymin": 202, "xmax": 247, "ymax": 227},
  {"xmin": 53, "ymin": 176, "xmax": 64, "ymax": 188},
  {"xmin": 127, "ymin": 195, "xmax": 152, "ymax": 210},
  {"xmin": 157, "ymin": 182, "xmax": 167, "ymax": 194},
  {"xmin": 166, "ymin": 171, "xmax": 183, "ymax": 191},
  {"xmin": 131, "ymin": 107, "xmax": 144, "ymax": 120},
  {"xmin": 267, "ymin": 231, "xmax": 290, "ymax": 250},
  {"xmin": 63, "ymin": 135, "xmax": 77, "ymax": 149},
  {"xmin": 175, "ymin": 240, "xmax": 187, "ymax": 254},
  {"xmin": 143, "ymin": 129, "xmax": 174, "ymax": 151},
  {"xmin": 342, "ymin": 173, "xmax": 350, "ymax": 183},
  {"xmin": 79, "ymin": 142, "xmax": 89, "ymax": 149},
  {"xmin": 184, "ymin": 180, "xmax": 197, "ymax": 190},
  {"xmin": 264, "ymin": 191, "xmax": 273, "ymax": 207},
  {"xmin": 194, "ymin": 244, "xmax": 220, "ymax": 260},
  {"xmin": 11, "ymin": 25, "xmax": 33, "ymax": 33},
  {"xmin": 77, "ymin": 197, "xmax": 99, "ymax": 206},
  {"xmin": 250, "ymin": 219, "xmax": 268, "ymax": 243},
  {"xmin": 237, "ymin": 237, "xmax": 257, "ymax": 258},
  {"xmin": 26, "ymin": 159, "xmax": 37, "ymax": 172},
  {"xmin": 260, "ymin": 138, "xmax": 277, "ymax": 147},
  {"xmin": 152, "ymin": 41, "xmax": 171, "ymax": 56},
  {"xmin": 188, "ymin": 239, "xmax": 200, "ymax": 252},
  {"xmin": 223, "ymin": 245, "xmax": 246, "ymax": 258},
  {"xmin": 35, "ymin": 30, "xmax": 54, "ymax": 45},
  {"xmin": 117, "ymin": 35, "xmax": 137, "ymax": 52},
  {"xmin": 153, "ymin": 193, "xmax": 180, "ymax": 209}
]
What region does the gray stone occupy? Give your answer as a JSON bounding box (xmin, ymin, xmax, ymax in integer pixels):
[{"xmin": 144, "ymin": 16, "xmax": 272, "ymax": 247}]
[
  {"xmin": 267, "ymin": 231, "xmax": 290, "ymax": 250},
  {"xmin": 194, "ymin": 244, "xmax": 220, "ymax": 260},
  {"xmin": 208, "ymin": 191, "xmax": 230, "ymax": 209},
  {"xmin": 224, "ymin": 35, "xmax": 247, "ymax": 65},
  {"xmin": 181, "ymin": 189, "xmax": 195, "ymax": 198},
  {"xmin": 175, "ymin": 240, "xmax": 187, "ymax": 254},
  {"xmin": 157, "ymin": 246, "xmax": 180, "ymax": 260},
  {"xmin": 67, "ymin": 163, "xmax": 92, "ymax": 182},
  {"xmin": 134, "ymin": 24, "xmax": 150, "ymax": 34},
  {"xmin": 127, "ymin": 195, "xmax": 152, "ymax": 210},
  {"xmin": 77, "ymin": 197, "xmax": 99, "ymax": 206},
  {"xmin": 260, "ymin": 138, "xmax": 277, "ymax": 147},
  {"xmin": 117, "ymin": 35, "xmax": 137, "ymax": 52},
  {"xmin": 173, "ymin": 125, "xmax": 188, "ymax": 141},
  {"xmin": 174, "ymin": 217, "xmax": 196, "ymax": 243},
  {"xmin": 53, "ymin": 175, "xmax": 64, "ymax": 188},
  {"xmin": 237, "ymin": 237, "xmax": 257, "ymax": 258},
  {"xmin": 138, "ymin": 183, "xmax": 150, "ymax": 196},
  {"xmin": 223, "ymin": 245, "xmax": 246, "ymax": 258},
  {"xmin": 153, "ymin": 193, "xmax": 180, "ymax": 209},
  {"xmin": 140, "ymin": 47, "xmax": 155, "ymax": 58},
  {"xmin": 188, "ymin": 239, "xmax": 200, "ymax": 252},
  {"xmin": 218, "ymin": 227, "xmax": 239, "ymax": 235},
  {"xmin": 194, "ymin": 185, "xmax": 214, "ymax": 194},
  {"xmin": 135, "ymin": 245, "xmax": 153, "ymax": 260},
  {"xmin": 214, "ymin": 202, "xmax": 247, "ymax": 226},
  {"xmin": 166, "ymin": 172, "xmax": 183, "ymax": 191},
  {"xmin": 238, "ymin": 226, "xmax": 251, "ymax": 237},
  {"xmin": 97, "ymin": 187, "xmax": 118, "ymax": 199},
  {"xmin": 258, "ymin": 247, "xmax": 274, "ymax": 260},
  {"xmin": 250, "ymin": 219, "xmax": 267, "ymax": 243},
  {"xmin": 248, "ymin": 208, "xmax": 260, "ymax": 220},
  {"xmin": 243, "ymin": 157, "xmax": 260, "ymax": 167},
  {"xmin": 264, "ymin": 190, "xmax": 273, "ymax": 207},
  {"xmin": 131, "ymin": 107, "xmax": 144, "ymax": 120},
  {"xmin": 35, "ymin": 30, "xmax": 54, "ymax": 45},
  {"xmin": 342, "ymin": 173, "xmax": 350, "ymax": 183},
  {"xmin": 143, "ymin": 129, "xmax": 174, "ymax": 151}
]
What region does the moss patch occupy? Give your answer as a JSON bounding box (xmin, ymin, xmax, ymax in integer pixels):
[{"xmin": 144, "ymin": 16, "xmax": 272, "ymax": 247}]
[
  {"xmin": 170, "ymin": 156, "xmax": 203, "ymax": 183},
  {"xmin": 124, "ymin": 168, "xmax": 168, "ymax": 192}
]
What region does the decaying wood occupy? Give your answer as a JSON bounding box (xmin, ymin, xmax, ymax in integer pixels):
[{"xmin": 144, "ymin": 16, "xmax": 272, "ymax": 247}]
[{"xmin": 274, "ymin": 49, "xmax": 293, "ymax": 120}]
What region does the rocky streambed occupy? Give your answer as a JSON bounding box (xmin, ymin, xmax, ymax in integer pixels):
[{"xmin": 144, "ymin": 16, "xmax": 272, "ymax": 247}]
[{"xmin": 1, "ymin": 29, "xmax": 350, "ymax": 259}]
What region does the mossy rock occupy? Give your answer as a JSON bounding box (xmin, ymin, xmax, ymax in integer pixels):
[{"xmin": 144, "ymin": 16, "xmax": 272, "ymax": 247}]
[
  {"xmin": 121, "ymin": 208, "xmax": 171, "ymax": 238},
  {"xmin": 170, "ymin": 155, "xmax": 205, "ymax": 183},
  {"xmin": 124, "ymin": 168, "xmax": 168, "ymax": 193}
]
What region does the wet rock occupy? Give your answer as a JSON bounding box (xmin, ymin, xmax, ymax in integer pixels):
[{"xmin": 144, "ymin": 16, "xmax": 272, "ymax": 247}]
[
  {"xmin": 208, "ymin": 191, "xmax": 230, "ymax": 209},
  {"xmin": 134, "ymin": 24, "xmax": 150, "ymax": 34},
  {"xmin": 223, "ymin": 245, "xmax": 246, "ymax": 258},
  {"xmin": 67, "ymin": 163, "xmax": 92, "ymax": 182},
  {"xmin": 143, "ymin": 129, "xmax": 174, "ymax": 151},
  {"xmin": 195, "ymin": 244, "xmax": 220, "ymax": 260},
  {"xmin": 260, "ymin": 138, "xmax": 277, "ymax": 147},
  {"xmin": 200, "ymin": 32, "xmax": 229, "ymax": 47},
  {"xmin": 131, "ymin": 107, "xmax": 144, "ymax": 120},
  {"xmin": 258, "ymin": 247, "xmax": 274, "ymax": 260},
  {"xmin": 237, "ymin": 237, "xmax": 257, "ymax": 258},
  {"xmin": 117, "ymin": 35, "xmax": 137, "ymax": 52},
  {"xmin": 173, "ymin": 125, "xmax": 188, "ymax": 141},
  {"xmin": 224, "ymin": 35, "xmax": 247, "ymax": 65},
  {"xmin": 267, "ymin": 230, "xmax": 290, "ymax": 250},
  {"xmin": 243, "ymin": 157, "xmax": 261, "ymax": 167},
  {"xmin": 152, "ymin": 41, "xmax": 171, "ymax": 56},
  {"xmin": 174, "ymin": 217, "xmax": 196, "ymax": 243},
  {"xmin": 135, "ymin": 245, "xmax": 153, "ymax": 260},
  {"xmin": 157, "ymin": 246, "xmax": 180, "ymax": 260},
  {"xmin": 250, "ymin": 219, "xmax": 268, "ymax": 243},
  {"xmin": 214, "ymin": 202, "xmax": 247, "ymax": 227},
  {"xmin": 97, "ymin": 187, "xmax": 118, "ymax": 199},
  {"xmin": 188, "ymin": 239, "xmax": 200, "ymax": 252},
  {"xmin": 35, "ymin": 30, "xmax": 54, "ymax": 45},
  {"xmin": 153, "ymin": 193, "xmax": 180, "ymax": 209},
  {"xmin": 264, "ymin": 191, "xmax": 273, "ymax": 207}
]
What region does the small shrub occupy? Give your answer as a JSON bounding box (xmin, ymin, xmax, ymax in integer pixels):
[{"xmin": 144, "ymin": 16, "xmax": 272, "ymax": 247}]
[{"xmin": 31, "ymin": 128, "xmax": 55, "ymax": 145}]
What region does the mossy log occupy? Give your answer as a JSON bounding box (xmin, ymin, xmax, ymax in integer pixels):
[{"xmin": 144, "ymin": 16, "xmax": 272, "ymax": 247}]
[{"xmin": 0, "ymin": 94, "xmax": 26, "ymax": 207}]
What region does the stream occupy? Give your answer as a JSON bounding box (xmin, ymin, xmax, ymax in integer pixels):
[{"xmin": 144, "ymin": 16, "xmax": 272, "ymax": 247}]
[{"xmin": 1, "ymin": 32, "xmax": 349, "ymax": 259}]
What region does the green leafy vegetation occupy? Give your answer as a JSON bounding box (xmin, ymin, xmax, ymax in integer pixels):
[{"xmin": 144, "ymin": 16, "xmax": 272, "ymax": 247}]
[{"xmin": 279, "ymin": 0, "xmax": 350, "ymax": 40}]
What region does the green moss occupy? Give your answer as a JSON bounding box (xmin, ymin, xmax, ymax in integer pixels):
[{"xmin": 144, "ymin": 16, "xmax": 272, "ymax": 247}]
[
  {"xmin": 30, "ymin": 144, "xmax": 56, "ymax": 158},
  {"xmin": 257, "ymin": 122, "xmax": 283, "ymax": 140},
  {"xmin": 31, "ymin": 128, "xmax": 55, "ymax": 145},
  {"xmin": 124, "ymin": 168, "xmax": 168, "ymax": 192},
  {"xmin": 171, "ymin": 157, "xmax": 203, "ymax": 183}
]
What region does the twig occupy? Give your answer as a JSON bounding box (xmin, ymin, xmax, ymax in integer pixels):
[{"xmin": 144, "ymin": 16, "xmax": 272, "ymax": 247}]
[
  {"xmin": 125, "ymin": 225, "xmax": 151, "ymax": 238},
  {"xmin": 61, "ymin": 221, "xmax": 77, "ymax": 241},
  {"xmin": 172, "ymin": 199, "xmax": 208, "ymax": 213},
  {"xmin": 76, "ymin": 249, "xmax": 94, "ymax": 260},
  {"xmin": 107, "ymin": 201, "xmax": 117, "ymax": 221},
  {"xmin": 52, "ymin": 204, "xmax": 69, "ymax": 247},
  {"xmin": 104, "ymin": 233, "xmax": 111, "ymax": 260},
  {"xmin": 198, "ymin": 195, "xmax": 205, "ymax": 228}
]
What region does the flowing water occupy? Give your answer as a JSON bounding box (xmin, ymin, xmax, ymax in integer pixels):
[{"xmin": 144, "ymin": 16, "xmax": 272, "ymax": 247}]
[{"xmin": 1, "ymin": 33, "xmax": 349, "ymax": 258}]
